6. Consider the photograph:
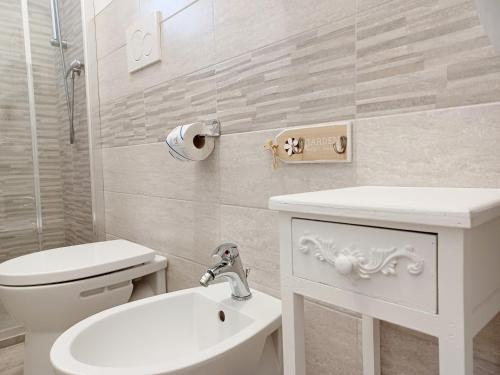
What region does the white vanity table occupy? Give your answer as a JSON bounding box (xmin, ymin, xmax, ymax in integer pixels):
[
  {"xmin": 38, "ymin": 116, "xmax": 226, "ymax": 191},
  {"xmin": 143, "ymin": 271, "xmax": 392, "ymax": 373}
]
[{"xmin": 270, "ymin": 187, "xmax": 500, "ymax": 375}]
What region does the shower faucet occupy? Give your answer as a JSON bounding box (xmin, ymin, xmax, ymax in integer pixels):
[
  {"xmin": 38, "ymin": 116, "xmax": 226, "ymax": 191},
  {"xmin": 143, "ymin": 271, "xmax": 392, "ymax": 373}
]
[
  {"xmin": 65, "ymin": 59, "xmax": 84, "ymax": 78},
  {"xmin": 200, "ymin": 243, "xmax": 252, "ymax": 301}
]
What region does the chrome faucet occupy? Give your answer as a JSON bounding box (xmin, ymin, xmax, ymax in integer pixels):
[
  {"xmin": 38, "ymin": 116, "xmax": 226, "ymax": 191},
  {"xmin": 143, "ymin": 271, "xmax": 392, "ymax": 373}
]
[{"xmin": 200, "ymin": 243, "xmax": 252, "ymax": 301}]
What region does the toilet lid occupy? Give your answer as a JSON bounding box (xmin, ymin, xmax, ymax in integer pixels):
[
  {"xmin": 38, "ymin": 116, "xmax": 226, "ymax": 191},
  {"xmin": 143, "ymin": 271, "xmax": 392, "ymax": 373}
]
[{"xmin": 0, "ymin": 240, "xmax": 155, "ymax": 286}]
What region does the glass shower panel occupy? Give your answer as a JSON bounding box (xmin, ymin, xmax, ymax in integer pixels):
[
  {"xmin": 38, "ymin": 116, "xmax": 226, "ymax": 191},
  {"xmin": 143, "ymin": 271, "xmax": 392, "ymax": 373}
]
[
  {"xmin": 0, "ymin": 0, "xmax": 40, "ymax": 337},
  {"xmin": 0, "ymin": 0, "xmax": 95, "ymax": 345}
]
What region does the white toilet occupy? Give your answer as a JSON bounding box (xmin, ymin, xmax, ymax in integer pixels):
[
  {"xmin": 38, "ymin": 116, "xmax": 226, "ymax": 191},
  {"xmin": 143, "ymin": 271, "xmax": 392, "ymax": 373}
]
[{"xmin": 0, "ymin": 239, "xmax": 167, "ymax": 375}]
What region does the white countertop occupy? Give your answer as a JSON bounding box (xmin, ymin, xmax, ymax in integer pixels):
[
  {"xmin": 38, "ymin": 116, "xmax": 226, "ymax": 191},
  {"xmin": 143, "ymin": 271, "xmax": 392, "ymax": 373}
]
[{"xmin": 269, "ymin": 186, "xmax": 500, "ymax": 228}]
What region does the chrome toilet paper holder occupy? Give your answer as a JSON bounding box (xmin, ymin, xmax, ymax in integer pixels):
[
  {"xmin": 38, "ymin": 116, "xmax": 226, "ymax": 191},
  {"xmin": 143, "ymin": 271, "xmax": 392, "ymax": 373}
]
[{"xmin": 197, "ymin": 120, "xmax": 221, "ymax": 137}]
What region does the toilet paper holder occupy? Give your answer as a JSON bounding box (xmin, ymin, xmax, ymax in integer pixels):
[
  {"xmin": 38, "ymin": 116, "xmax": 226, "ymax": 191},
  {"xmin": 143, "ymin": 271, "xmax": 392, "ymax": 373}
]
[
  {"xmin": 197, "ymin": 120, "xmax": 221, "ymax": 137},
  {"xmin": 165, "ymin": 120, "xmax": 221, "ymax": 162}
]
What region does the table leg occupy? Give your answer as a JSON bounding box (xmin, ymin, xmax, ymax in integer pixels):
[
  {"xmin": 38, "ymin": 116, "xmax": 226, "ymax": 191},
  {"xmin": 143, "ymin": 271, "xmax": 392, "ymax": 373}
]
[
  {"xmin": 282, "ymin": 291, "xmax": 306, "ymax": 375},
  {"xmin": 362, "ymin": 315, "xmax": 381, "ymax": 375},
  {"xmin": 439, "ymin": 330, "xmax": 473, "ymax": 375}
]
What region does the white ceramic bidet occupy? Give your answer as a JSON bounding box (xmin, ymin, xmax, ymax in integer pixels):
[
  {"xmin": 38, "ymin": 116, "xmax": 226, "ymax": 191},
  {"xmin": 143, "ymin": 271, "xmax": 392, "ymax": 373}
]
[{"xmin": 50, "ymin": 283, "xmax": 282, "ymax": 375}]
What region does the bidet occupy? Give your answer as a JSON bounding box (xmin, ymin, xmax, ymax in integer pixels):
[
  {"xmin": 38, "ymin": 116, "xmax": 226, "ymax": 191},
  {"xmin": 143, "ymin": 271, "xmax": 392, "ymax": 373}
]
[{"xmin": 50, "ymin": 284, "xmax": 282, "ymax": 375}]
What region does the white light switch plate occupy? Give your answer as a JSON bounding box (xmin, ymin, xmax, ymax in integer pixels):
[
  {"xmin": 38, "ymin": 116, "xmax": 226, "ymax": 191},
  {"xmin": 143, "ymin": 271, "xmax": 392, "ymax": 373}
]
[{"xmin": 126, "ymin": 11, "xmax": 161, "ymax": 73}]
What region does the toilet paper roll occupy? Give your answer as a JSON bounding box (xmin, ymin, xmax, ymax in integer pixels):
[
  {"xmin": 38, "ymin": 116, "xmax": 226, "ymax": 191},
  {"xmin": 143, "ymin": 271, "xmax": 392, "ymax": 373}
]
[{"xmin": 165, "ymin": 123, "xmax": 215, "ymax": 161}]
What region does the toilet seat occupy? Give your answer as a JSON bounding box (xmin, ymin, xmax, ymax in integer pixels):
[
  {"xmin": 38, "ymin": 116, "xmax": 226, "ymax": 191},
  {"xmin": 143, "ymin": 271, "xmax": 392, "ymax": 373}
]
[{"xmin": 0, "ymin": 240, "xmax": 155, "ymax": 286}]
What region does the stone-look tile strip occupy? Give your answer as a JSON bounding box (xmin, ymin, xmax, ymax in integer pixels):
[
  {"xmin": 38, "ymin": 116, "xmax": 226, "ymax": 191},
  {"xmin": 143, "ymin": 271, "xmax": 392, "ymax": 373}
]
[
  {"xmin": 100, "ymin": 67, "xmax": 218, "ymax": 147},
  {"xmin": 355, "ymin": 0, "xmax": 500, "ymax": 117},
  {"xmin": 100, "ymin": 18, "xmax": 357, "ymax": 147},
  {"xmin": 213, "ymin": 0, "xmax": 355, "ymax": 65},
  {"xmin": 99, "ymin": 1, "xmax": 500, "ymax": 148},
  {"xmin": 144, "ymin": 68, "xmax": 217, "ymax": 144},
  {"xmin": 100, "ymin": 92, "xmax": 147, "ymax": 148},
  {"xmin": 216, "ymin": 18, "xmax": 356, "ymax": 134}
]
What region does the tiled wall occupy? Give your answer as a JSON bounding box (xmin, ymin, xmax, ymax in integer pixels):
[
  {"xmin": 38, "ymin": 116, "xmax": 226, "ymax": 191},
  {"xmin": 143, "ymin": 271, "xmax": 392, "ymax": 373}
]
[
  {"xmin": 90, "ymin": 0, "xmax": 500, "ymax": 373},
  {"xmin": 0, "ymin": 0, "xmax": 40, "ymax": 260},
  {"xmin": 57, "ymin": 0, "xmax": 94, "ymax": 245},
  {"xmin": 29, "ymin": 0, "xmax": 68, "ymax": 251},
  {"xmin": 0, "ymin": 0, "xmax": 70, "ymax": 336},
  {"xmin": 1, "ymin": 0, "xmax": 94, "ymax": 255},
  {"xmin": 0, "ymin": 0, "xmax": 39, "ymax": 333}
]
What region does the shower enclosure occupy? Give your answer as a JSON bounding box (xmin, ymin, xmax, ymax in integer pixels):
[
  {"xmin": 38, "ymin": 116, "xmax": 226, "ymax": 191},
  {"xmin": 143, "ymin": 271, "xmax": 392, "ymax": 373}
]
[{"xmin": 0, "ymin": 0, "xmax": 94, "ymax": 345}]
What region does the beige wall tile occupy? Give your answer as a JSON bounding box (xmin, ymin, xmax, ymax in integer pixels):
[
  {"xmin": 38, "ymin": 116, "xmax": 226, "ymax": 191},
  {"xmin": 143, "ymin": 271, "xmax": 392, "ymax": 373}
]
[
  {"xmin": 219, "ymin": 129, "xmax": 356, "ymax": 209},
  {"xmin": 93, "ymin": 0, "xmax": 113, "ymax": 16},
  {"xmin": 213, "ymin": 0, "xmax": 355, "ymax": 62},
  {"xmin": 91, "ymin": 0, "xmax": 500, "ymax": 372},
  {"xmin": 354, "ymin": 102, "xmax": 500, "ymax": 187},
  {"xmin": 380, "ymin": 322, "xmax": 438, "ymax": 375},
  {"xmin": 104, "ymin": 191, "xmax": 219, "ymax": 264},
  {"xmin": 95, "ymin": 0, "xmax": 140, "ymax": 59},
  {"xmin": 102, "ymin": 142, "xmax": 219, "ymax": 202},
  {"xmin": 164, "ymin": 253, "xmax": 208, "ymax": 292},
  {"xmin": 475, "ymin": 313, "xmax": 500, "ymax": 372},
  {"xmin": 220, "ymin": 205, "xmax": 280, "ymax": 295},
  {"xmin": 97, "ymin": 0, "xmax": 215, "ymax": 104},
  {"xmin": 147, "ymin": 0, "xmax": 215, "ymax": 86},
  {"xmin": 97, "ymin": 46, "xmax": 144, "ymax": 105},
  {"xmin": 0, "ymin": 343, "xmax": 23, "ymax": 375},
  {"xmin": 304, "ymin": 300, "xmax": 362, "ymax": 375},
  {"xmin": 140, "ymin": 0, "xmax": 199, "ymax": 21}
]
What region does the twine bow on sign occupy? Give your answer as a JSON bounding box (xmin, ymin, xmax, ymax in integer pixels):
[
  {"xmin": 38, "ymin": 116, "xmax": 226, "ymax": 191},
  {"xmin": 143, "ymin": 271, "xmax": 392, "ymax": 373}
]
[{"xmin": 264, "ymin": 140, "xmax": 280, "ymax": 170}]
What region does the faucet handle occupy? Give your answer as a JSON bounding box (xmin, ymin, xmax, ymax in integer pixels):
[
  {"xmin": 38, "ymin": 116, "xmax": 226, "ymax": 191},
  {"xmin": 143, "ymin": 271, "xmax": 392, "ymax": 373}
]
[
  {"xmin": 245, "ymin": 267, "xmax": 251, "ymax": 279},
  {"xmin": 212, "ymin": 243, "xmax": 239, "ymax": 262}
]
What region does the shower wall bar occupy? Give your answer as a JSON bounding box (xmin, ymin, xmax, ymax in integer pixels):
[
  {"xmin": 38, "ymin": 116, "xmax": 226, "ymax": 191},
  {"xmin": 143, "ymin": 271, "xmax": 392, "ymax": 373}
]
[
  {"xmin": 50, "ymin": 0, "xmax": 75, "ymax": 144},
  {"xmin": 49, "ymin": 0, "xmax": 66, "ymax": 48}
]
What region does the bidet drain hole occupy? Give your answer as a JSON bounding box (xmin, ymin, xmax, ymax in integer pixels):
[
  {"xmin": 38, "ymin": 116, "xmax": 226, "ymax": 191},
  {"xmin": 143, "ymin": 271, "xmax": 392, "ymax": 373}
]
[{"xmin": 218, "ymin": 310, "xmax": 225, "ymax": 322}]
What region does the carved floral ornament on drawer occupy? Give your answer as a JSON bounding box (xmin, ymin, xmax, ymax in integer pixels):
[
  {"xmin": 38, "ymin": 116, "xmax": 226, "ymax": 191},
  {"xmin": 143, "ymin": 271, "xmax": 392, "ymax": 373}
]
[{"xmin": 298, "ymin": 233, "xmax": 425, "ymax": 279}]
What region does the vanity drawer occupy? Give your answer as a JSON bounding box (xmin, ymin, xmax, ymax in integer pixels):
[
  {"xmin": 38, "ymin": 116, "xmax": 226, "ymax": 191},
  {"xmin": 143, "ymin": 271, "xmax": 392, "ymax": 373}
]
[{"xmin": 292, "ymin": 219, "xmax": 437, "ymax": 314}]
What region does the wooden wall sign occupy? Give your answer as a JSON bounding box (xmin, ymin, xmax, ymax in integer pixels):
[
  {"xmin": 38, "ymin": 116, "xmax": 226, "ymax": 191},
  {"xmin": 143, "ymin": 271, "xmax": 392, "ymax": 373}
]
[{"xmin": 265, "ymin": 122, "xmax": 352, "ymax": 168}]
